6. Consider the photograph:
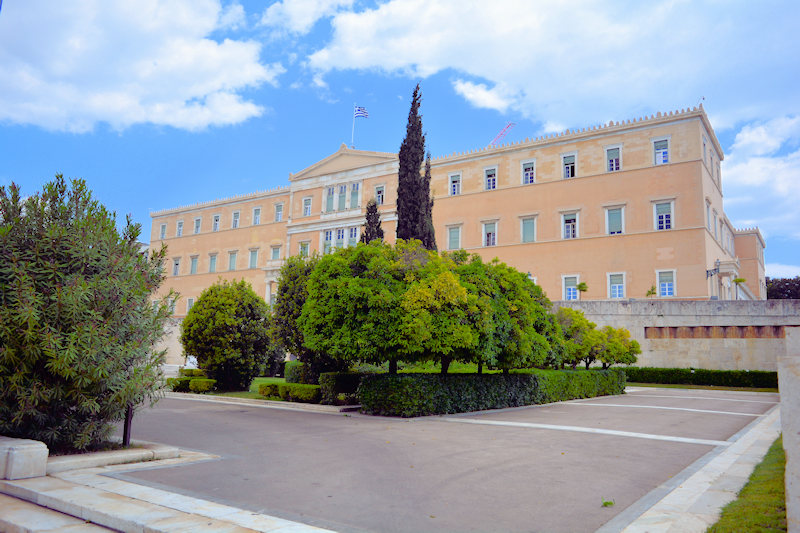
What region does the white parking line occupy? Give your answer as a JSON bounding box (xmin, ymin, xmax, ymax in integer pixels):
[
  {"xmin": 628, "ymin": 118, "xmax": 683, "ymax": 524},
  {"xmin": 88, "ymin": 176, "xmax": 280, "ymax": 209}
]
[
  {"xmin": 566, "ymin": 403, "xmax": 763, "ymax": 417},
  {"xmin": 440, "ymin": 418, "xmax": 731, "ymax": 446},
  {"xmin": 625, "ymin": 393, "xmax": 778, "ymax": 404}
]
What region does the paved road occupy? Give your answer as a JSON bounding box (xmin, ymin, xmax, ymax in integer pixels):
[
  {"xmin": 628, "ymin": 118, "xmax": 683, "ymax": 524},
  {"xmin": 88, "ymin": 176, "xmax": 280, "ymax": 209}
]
[{"xmin": 115, "ymin": 388, "xmax": 778, "ymax": 533}]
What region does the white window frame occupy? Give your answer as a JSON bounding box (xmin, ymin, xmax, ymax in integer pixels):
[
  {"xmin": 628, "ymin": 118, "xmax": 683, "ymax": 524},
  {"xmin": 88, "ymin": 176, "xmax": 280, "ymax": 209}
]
[
  {"xmin": 521, "ymin": 159, "xmax": 536, "ymax": 185},
  {"xmin": 702, "ymin": 136, "xmax": 708, "ymax": 164},
  {"xmin": 605, "ymin": 206, "xmax": 625, "ymax": 235},
  {"xmin": 562, "ymin": 151, "xmax": 577, "ymax": 179},
  {"xmin": 706, "ymin": 200, "xmax": 711, "ymax": 230},
  {"xmin": 562, "ymin": 275, "xmax": 580, "ymax": 301},
  {"xmin": 193, "ymin": 217, "xmax": 201, "ymax": 234},
  {"xmin": 375, "ymin": 185, "xmax": 385, "ymax": 206},
  {"xmin": 350, "ymin": 182, "xmax": 360, "ymax": 209},
  {"xmin": 232, "ymin": 211, "xmax": 240, "ymax": 229},
  {"xmin": 323, "ymin": 230, "xmax": 333, "ymax": 254},
  {"xmin": 228, "ymin": 251, "xmax": 237, "ymax": 271},
  {"xmin": 172, "ymin": 258, "xmax": 180, "ymax": 276},
  {"xmin": 212, "ymin": 214, "xmax": 220, "ymax": 232},
  {"xmin": 176, "ymin": 220, "xmax": 183, "ymax": 237},
  {"xmin": 299, "ymin": 241, "xmax": 310, "ymax": 257},
  {"xmin": 326, "ymin": 187, "xmax": 335, "ymax": 212},
  {"xmin": 447, "ymin": 225, "xmax": 462, "ymax": 251},
  {"xmin": 652, "ymin": 136, "xmax": 671, "ymax": 165},
  {"xmin": 713, "ymin": 210, "xmax": 718, "ymax": 240},
  {"xmin": 520, "ymin": 216, "xmax": 536, "ymax": 243},
  {"xmin": 562, "ymin": 211, "xmax": 579, "ymax": 239},
  {"xmin": 656, "ymin": 269, "xmax": 676, "ymax": 297},
  {"xmin": 187, "ymin": 298, "xmax": 194, "ymax": 313},
  {"xmin": 484, "ymin": 167, "xmax": 497, "ymax": 191},
  {"xmin": 208, "ymin": 254, "xmax": 217, "ymax": 273},
  {"xmin": 348, "ymin": 226, "xmax": 359, "ymax": 246},
  {"xmin": 337, "ymin": 185, "xmax": 347, "ymax": 211},
  {"xmin": 605, "ymin": 144, "xmax": 622, "ymax": 172},
  {"xmin": 159, "ymin": 223, "xmax": 167, "ymax": 240},
  {"xmin": 607, "ymin": 272, "xmax": 626, "ymax": 299},
  {"xmin": 270, "ymin": 246, "xmax": 281, "ymax": 261},
  {"xmin": 249, "ymin": 249, "xmax": 259, "ymax": 269},
  {"xmin": 274, "ymin": 204, "xmax": 283, "ymax": 222},
  {"xmin": 653, "ymin": 200, "xmax": 674, "ymax": 231},
  {"xmin": 252, "ymin": 207, "xmax": 261, "ymax": 226},
  {"xmin": 190, "ymin": 255, "xmax": 198, "ymax": 275},
  {"xmin": 482, "ymin": 221, "xmax": 498, "ymax": 247},
  {"xmin": 302, "ymin": 197, "xmax": 312, "ymax": 217},
  {"xmin": 449, "ymin": 173, "xmax": 461, "ymax": 196}
]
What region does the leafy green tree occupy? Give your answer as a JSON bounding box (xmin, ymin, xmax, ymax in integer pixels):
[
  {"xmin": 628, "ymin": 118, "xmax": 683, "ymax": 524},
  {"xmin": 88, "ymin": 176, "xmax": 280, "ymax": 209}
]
[
  {"xmin": 360, "ymin": 198, "xmax": 384, "ymax": 244},
  {"xmin": 556, "ymin": 307, "xmax": 599, "ymax": 370},
  {"xmin": 272, "ymin": 254, "xmax": 344, "ymax": 383},
  {"xmin": 766, "ymin": 276, "xmax": 800, "ymax": 299},
  {"xmin": 396, "ymin": 83, "xmax": 436, "ymax": 250},
  {"xmin": 0, "ymin": 176, "xmax": 170, "ymax": 452},
  {"xmin": 181, "ymin": 279, "xmax": 270, "ymax": 390},
  {"xmin": 597, "ymin": 326, "xmax": 640, "ymax": 369}
]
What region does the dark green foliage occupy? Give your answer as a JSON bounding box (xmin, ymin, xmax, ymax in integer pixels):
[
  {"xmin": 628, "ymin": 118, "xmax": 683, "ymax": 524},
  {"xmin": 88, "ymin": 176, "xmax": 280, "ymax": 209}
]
[
  {"xmin": 180, "ymin": 279, "xmax": 270, "ymax": 391},
  {"xmin": 358, "ymin": 369, "xmax": 626, "ymax": 417},
  {"xmin": 179, "ymin": 368, "xmax": 206, "ymax": 377},
  {"xmin": 284, "ymin": 360, "xmax": 306, "ymax": 384},
  {"xmin": 396, "ymin": 83, "xmax": 436, "ymax": 250},
  {"xmin": 360, "ymin": 198, "xmax": 384, "ymax": 243},
  {"xmin": 188, "ymin": 378, "xmax": 216, "ymax": 393},
  {"xmin": 258, "ymin": 382, "xmax": 281, "ymax": 398},
  {"xmin": 0, "ymin": 175, "xmax": 170, "ymax": 452},
  {"xmin": 624, "ymin": 367, "xmax": 778, "ymax": 388},
  {"xmin": 272, "ymin": 254, "xmax": 344, "ymax": 383},
  {"xmin": 278, "ymin": 383, "xmax": 321, "ymax": 403},
  {"xmin": 766, "ymin": 276, "xmax": 800, "ymax": 299},
  {"xmin": 319, "ymin": 372, "xmax": 364, "ymax": 404},
  {"xmin": 166, "ymin": 377, "xmax": 191, "ymax": 392}
]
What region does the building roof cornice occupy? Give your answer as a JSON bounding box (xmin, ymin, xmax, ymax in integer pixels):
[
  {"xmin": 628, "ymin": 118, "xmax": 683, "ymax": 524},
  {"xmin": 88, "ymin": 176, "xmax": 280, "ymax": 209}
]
[{"xmin": 150, "ymin": 186, "xmax": 290, "ymax": 218}]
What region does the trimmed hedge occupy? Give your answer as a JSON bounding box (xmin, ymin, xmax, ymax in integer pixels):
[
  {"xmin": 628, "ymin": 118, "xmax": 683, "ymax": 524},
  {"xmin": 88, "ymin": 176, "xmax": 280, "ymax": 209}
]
[
  {"xmin": 358, "ymin": 369, "xmax": 626, "ymax": 417},
  {"xmin": 285, "ymin": 361, "xmax": 306, "ymax": 384},
  {"xmin": 319, "ymin": 372, "xmax": 364, "ymax": 404},
  {"xmin": 258, "ymin": 382, "xmax": 281, "ymax": 398},
  {"xmin": 166, "ymin": 377, "xmax": 192, "ymax": 392},
  {"xmin": 624, "ymin": 367, "xmax": 778, "ymax": 388},
  {"xmin": 189, "ymin": 378, "xmax": 216, "ymax": 393},
  {"xmin": 179, "ymin": 368, "xmax": 206, "ymax": 377},
  {"xmin": 278, "ymin": 383, "xmax": 321, "ymax": 404}
]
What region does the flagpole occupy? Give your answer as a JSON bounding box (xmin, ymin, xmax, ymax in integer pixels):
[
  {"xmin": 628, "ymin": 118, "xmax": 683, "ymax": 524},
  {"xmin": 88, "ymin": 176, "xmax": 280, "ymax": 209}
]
[{"xmin": 351, "ymin": 103, "xmax": 356, "ymax": 148}]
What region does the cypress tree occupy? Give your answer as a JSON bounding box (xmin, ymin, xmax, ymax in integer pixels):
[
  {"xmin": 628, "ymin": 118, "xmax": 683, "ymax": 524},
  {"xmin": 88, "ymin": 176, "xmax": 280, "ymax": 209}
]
[
  {"xmin": 397, "ymin": 83, "xmax": 436, "ymax": 250},
  {"xmin": 360, "ymin": 198, "xmax": 384, "ymax": 243}
]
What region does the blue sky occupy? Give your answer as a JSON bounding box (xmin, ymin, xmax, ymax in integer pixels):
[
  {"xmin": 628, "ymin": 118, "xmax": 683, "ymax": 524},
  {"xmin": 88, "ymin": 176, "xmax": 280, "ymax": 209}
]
[{"xmin": 1, "ymin": 0, "xmax": 799, "ymax": 277}]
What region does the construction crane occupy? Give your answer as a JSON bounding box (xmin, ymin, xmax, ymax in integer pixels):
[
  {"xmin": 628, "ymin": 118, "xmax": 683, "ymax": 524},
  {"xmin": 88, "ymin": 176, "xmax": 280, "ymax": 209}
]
[{"xmin": 488, "ymin": 122, "xmax": 515, "ymax": 147}]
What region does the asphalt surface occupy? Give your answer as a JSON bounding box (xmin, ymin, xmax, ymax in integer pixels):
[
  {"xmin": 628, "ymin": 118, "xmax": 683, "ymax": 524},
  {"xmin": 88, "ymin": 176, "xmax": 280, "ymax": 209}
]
[{"xmin": 114, "ymin": 388, "xmax": 779, "ymax": 533}]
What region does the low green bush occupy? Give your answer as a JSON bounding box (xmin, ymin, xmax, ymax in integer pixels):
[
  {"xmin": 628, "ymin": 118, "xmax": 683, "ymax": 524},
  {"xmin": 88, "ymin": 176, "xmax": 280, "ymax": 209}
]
[
  {"xmin": 284, "ymin": 361, "xmax": 307, "ymax": 384},
  {"xmin": 189, "ymin": 378, "xmax": 216, "ymax": 393},
  {"xmin": 179, "ymin": 368, "xmax": 206, "ymax": 377},
  {"xmin": 277, "ymin": 383, "xmax": 321, "ymax": 403},
  {"xmin": 166, "ymin": 377, "xmax": 192, "ymax": 392},
  {"xmin": 319, "ymin": 372, "xmax": 364, "ymax": 404},
  {"xmin": 258, "ymin": 382, "xmax": 281, "ymax": 398},
  {"xmin": 624, "ymin": 367, "xmax": 777, "ymax": 388},
  {"xmin": 358, "ymin": 369, "xmax": 625, "ymax": 417}
]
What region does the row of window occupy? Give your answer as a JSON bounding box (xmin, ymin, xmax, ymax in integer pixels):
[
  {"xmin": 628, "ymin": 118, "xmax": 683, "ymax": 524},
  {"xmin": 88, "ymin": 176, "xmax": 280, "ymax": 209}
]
[
  {"xmin": 448, "ymin": 138, "xmax": 671, "ymax": 195},
  {"xmin": 170, "ymin": 246, "xmax": 283, "ymax": 276},
  {"xmin": 560, "ymin": 271, "xmax": 676, "ymax": 301},
  {"xmin": 159, "ymin": 205, "xmax": 284, "ymax": 240},
  {"xmin": 446, "ymin": 201, "xmax": 674, "ymax": 250}
]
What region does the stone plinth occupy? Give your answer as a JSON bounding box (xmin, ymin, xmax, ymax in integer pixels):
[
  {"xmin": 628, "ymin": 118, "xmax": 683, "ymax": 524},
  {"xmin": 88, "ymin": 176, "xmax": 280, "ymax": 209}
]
[
  {"xmin": 0, "ymin": 437, "xmax": 48, "ymax": 480},
  {"xmin": 780, "ymin": 351, "xmax": 800, "ymax": 533}
]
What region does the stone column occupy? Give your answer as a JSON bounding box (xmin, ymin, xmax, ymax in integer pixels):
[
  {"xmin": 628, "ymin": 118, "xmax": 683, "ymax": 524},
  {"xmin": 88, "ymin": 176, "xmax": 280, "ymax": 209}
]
[{"xmin": 780, "ymin": 326, "xmax": 800, "ymax": 533}]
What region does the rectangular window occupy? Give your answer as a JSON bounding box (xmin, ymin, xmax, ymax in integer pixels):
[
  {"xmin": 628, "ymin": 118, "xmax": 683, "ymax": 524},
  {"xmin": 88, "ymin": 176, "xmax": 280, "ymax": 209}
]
[
  {"xmin": 521, "ymin": 218, "xmax": 535, "ymax": 243},
  {"xmin": 323, "ymin": 230, "xmax": 332, "ymax": 254},
  {"xmin": 713, "ymin": 211, "xmax": 718, "ymax": 240},
  {"xmin": 213, "ymin": 215, "xmax": 220, "ymax": 232},
  {"xmin": 450, "ymin": 174, "xmax": 461, "ymax": 195},
  {"xmin": 658, "ymin": 271, "xmax": 675, "ymax": 297},
  {"xmin": 606, "ymin": 148, "xmax": 620, "ymax": 172},
  {"xmin": 193, "ymin": 217, "xmax": 201, "ymax": 234},
  {"xmin": 563, "ymin": 154, "xmax": 576, "ymax": 178},
  {"xmin": 350, "ymin": 183, "xmax": 359, "ymax": 208},
  {"xmin": 271, "ymin": 246, "xmax": 280, "ymax": 261},
  {"xmin": 485, "ymin": 168, "xmax": 497, "ymax": 190},
  {"xmin": 483, "ymin": 222, "xmax": 497, "ymax": 247},
  {"xmin": 563, "ymin": 213, "xmax": 577, "ymax": 239},
  {"xmin": 209, "ymin": 254, "xmax": 217, "ymax": 273},
  {"xmin": 303, "ymin": 197, "xmax": 312, "ymax": 217},
  {"xmin": 160, "ymin": 224, "xmax": 167, "ymax": 240},
  {"xmin": 228, "ymin": 251, "xmax": 237, "ymax": 271},
  {"xmin": 375, "ymin": 186, "xmax": 385, "ymax": 206},
  {"xmin": 609, "ymin": 273, "xmax": 625, "ymax": 299},
  {"xmin": 299, "ymin": 242, "xmax": 309, "ymax": 257},
  {"xmin": 172, "ymin": 258, "xmax": 180, "ymax": 276},
  {"xmin": 253, "ymin": 208, "xmax": 261, "ymax": 225},
  {"xmin": 338, "ymin": 185, "xmax": 347, "ymax": 211},
  {"xmin": 564, "ymin": 276, "xmax": 578, "ymax": 301},
  {"xmin": 249, "ymin": 249, "xmax": 258, "ymax": 269},
  {"xmin": 655, "ymin": 202, "xmax": 672, "ymax": 230},
  {"xmin": 448, "ymin": 226, "xmax": 461, "ymax": 250},
  {"xmin": 187, "ymin": 298, "xmax": 194, "ymax": 313},
  {"xmin": 522, "ymin": 161, "xmax": 536, "ymax": 184},
  {"xmin": 703, "ymin": 137, "xmax": 707, "ymax": 164},
  {"xmin": 607, "ymin": 207, "xmax": 623, "ymax": 235},
  {"xmin": 654, "ymin": 139, "xmax": 669, "ymax": 165},
  {"xmin": 274, "ymin": 204, "xmax": 283, "ymax": 222},
  {"xmin": 190, "ymin": 256, "xmax": 198, "ymax": 275},
  {"xmin": 706, "ymin": 202, "xmax": 711, "ymax": 230},
  {"xmin": 232, "ymin": 211, "xmax": 240, "ymax": 229},
  {"xmin": 326, "ymin": 187, "xmax": 335, "ymax": 212},
  {"xmin": 336, "ymin": 228, "xmax": 345, "ymax": 248},
  {"xmin": 348, "ymin": 227, "xmax": 358, "ymax": 246},
  {"xmin": 176, "ymin": 221, "xmax": 183, "ymax": 237}
]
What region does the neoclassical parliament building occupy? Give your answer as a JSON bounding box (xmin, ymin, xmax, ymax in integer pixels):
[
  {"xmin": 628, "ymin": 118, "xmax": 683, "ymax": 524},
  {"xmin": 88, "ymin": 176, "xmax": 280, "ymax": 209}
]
[{"xmin": 150, "ymin": 105, "xmax": 766, "ymax": 318}]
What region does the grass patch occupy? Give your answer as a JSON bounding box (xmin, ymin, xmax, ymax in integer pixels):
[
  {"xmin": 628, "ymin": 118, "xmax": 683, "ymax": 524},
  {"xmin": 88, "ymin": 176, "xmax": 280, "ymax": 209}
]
[
  {"xmin": 628, "ymin": 382, "xmax": 779, "ymax": 393},
  {"xmin": 707, "ymin": 436, "xmax": 786, "ymax": 532},
  {"xmin": 210, "ymin": 376, "xmax": 286, "ymax": 399}
]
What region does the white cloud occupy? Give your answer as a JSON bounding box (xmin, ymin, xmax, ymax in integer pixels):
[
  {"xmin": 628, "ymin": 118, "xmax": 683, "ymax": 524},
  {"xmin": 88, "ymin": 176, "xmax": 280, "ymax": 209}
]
[
  {"xmin": 260, "ymin": 0, "xmax": 354, "ymax": 35},
  {"xmin": 0, "ymin": 0, "xmax": 281, "ymax": 132},
  {"xmin": 218, "ymin": 2, "xmax": 246, "ymax": 31},
  {"xmin": 452, "ymin": 80, "xmax": 518, "ymax": 113},
  {"xmin": 766, "ymin": 263, "xmax": 800, "ymax": 278}
]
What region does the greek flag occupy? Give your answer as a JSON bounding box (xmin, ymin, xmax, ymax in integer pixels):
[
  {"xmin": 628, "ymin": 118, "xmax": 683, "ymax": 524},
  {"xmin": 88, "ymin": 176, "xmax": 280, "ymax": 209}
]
[{"xmin": 354, "ymin": 106, "xmax": 368, "ymax": 118}]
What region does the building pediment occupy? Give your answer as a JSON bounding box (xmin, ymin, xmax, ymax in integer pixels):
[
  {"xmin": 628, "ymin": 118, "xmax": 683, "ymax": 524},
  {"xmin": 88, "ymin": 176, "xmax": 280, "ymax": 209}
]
[{"xmin": 289, "ymin": 143, "xmax": 397, "ymax": 182}]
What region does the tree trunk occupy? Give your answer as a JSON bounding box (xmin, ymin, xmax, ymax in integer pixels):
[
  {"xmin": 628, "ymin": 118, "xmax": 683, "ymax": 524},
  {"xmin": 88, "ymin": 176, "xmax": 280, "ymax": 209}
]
[
  {"xmin": 389, "ymin": 358, "xmax": 398, "ymax": 374},
  {"xmin": 585, "ymin": 361, "xmax": 591, "ymax": 370},
  {"xmin": 477, "ymin": 360, "xmax": 483, "ymax": 374},
  {"xmin": 441, "ymin": 357, "xmax": 451, "ymax": 374},
  {"xmin": 502, "ymin": 368, "xmax": 509, "ymax": 375}
]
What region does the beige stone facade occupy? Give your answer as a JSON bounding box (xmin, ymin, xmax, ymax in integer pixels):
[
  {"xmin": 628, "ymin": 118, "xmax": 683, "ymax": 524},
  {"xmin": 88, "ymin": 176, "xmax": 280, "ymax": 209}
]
[{"xmin": 150, "ymin": 105, "xmax": 766, "ymax": 354}]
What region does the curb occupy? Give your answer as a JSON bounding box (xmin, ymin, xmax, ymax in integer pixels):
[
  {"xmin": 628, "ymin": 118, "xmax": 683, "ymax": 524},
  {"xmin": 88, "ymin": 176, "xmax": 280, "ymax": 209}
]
[
  {"xmin": 46, "ymin": 441, "xmax": 180, "ymax": 475},
  {"xmin": 164, "ymin": 391, "xmax": 359, "ymax": 413}
]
